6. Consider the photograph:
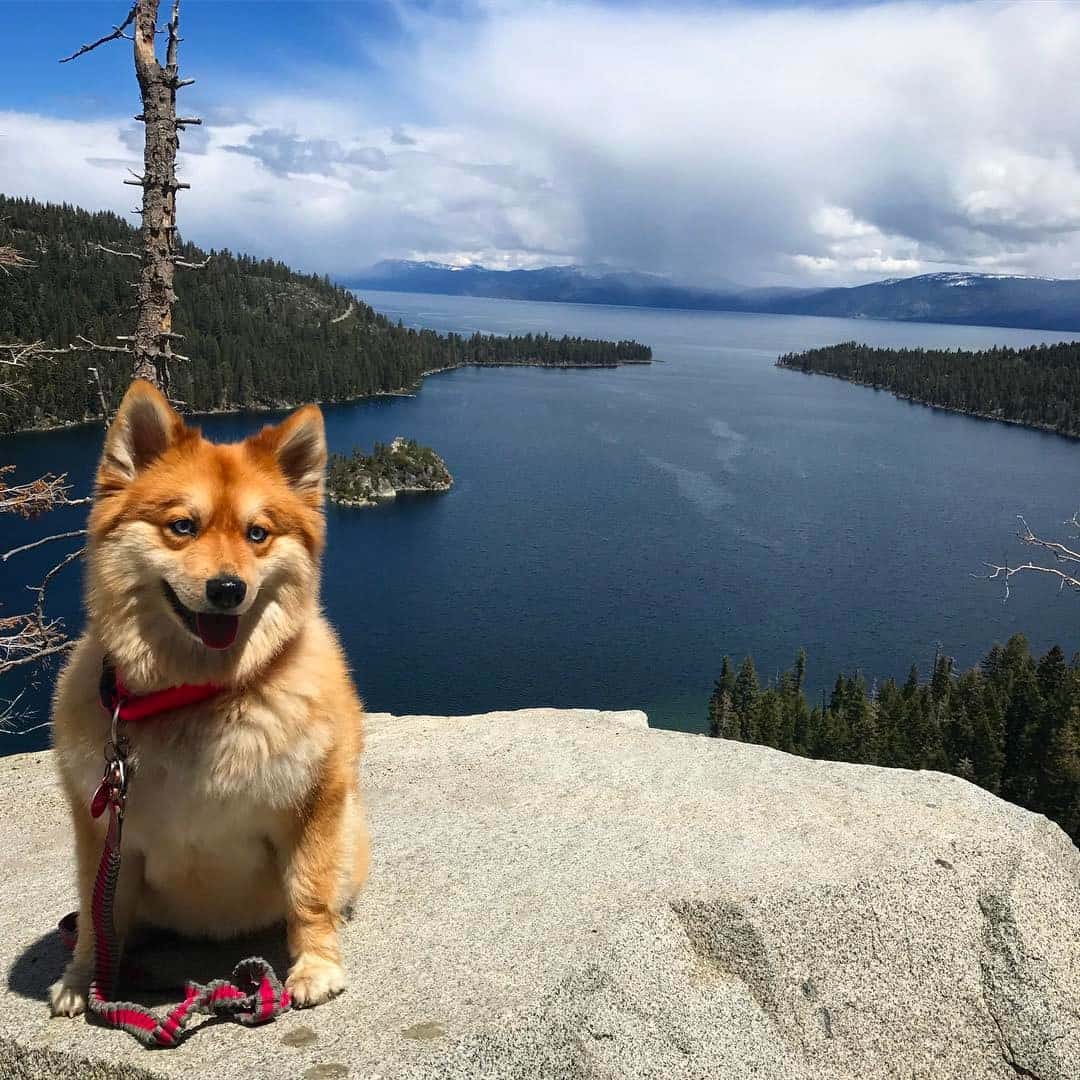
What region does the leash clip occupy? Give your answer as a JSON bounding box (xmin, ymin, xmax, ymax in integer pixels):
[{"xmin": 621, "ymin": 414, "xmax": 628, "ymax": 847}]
[
  {"xmin": 106, "ymin": 701, "xmax": 129, "ymax": 762},
  {"xmin": 91, "ymin": 703, "xmax": 130, "ymax": 819}
]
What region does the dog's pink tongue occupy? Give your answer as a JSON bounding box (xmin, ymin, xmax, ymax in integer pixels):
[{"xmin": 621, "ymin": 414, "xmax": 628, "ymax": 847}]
[{"xmin": 196, "ymin": 612, "xmax": 239, "ymax": 650}]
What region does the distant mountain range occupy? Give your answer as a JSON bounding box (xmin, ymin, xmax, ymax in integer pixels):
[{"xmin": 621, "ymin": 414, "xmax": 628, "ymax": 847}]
[{"xmin": 346, "ymin": 262, "xmax": 1080, "ymax": 332}]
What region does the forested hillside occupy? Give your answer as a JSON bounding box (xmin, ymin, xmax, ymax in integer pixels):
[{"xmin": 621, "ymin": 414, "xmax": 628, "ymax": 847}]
[
  {"xmin": 707, "ymin": 637, "xmax": 1080, "ymax": 844},
  {"xmin": 0, "ymin": 196, "xmax": 650, "ymax": 433},
  {"xmin": 778, "ymin": 340, "xmax": 1080, "ymax": 436}
]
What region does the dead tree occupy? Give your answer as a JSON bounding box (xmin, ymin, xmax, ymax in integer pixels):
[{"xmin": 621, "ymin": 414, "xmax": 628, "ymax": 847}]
[
  {"xmin": 62, "ymin": 0, "xmax": 200, "ymax": 390},
  {"xmin": 1, "ymin": 0, "xmax": 199, "ymax": 696},
  {"xmin": 983, "ymin": 514, "xmax": 1080, "ymax": 600}
]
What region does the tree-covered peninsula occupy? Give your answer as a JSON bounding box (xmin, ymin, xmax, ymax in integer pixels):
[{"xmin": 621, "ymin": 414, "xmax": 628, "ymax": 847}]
[
  {"xmin": 327, "ymin": 438, "xmax": 452, "ymax": 507},
  {"xmin": 0, "ymin": 196, "xmax": 651, "ymax": 433},
  {"xmin": 778, "ymin": 340, "xmax": 1080, "ymax": 437},
  {"xmin": 707, "ymin": 637, "xmax": 1080, "ymax": 844}
]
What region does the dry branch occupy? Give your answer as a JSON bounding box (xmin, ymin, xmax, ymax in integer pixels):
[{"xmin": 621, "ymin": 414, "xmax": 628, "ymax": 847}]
[
  {"xmin": 0, "ymin": 620, "xmax": 75, "ymax": 678},
  {"xmin": 1, "ymin": 530, "xmax": 88, "ymax": 564},
  {"xmin": 173, "ymin": 253, "xmax": 210, "ymax": 270},
  {"xmin": 980, "ymin": 514, "xmax": 1080, "ymax": 600},
  {"xmin": 0, "ymin": 245, "xmax": 31, "ymax": 274},
  {"xmin": 59, "ymin": 4, "xmax": 138, "ymax": 63},
  {"xmin": 0, "ymin": 467, "xmax": 90, "ymax": 517},
  {"xmin": 92, "ymin": 242, "xmax": 142, "ymax": 260},
  {"xmin": 0, "ymin": 544, "xmax": 85, "ymax": 678}
]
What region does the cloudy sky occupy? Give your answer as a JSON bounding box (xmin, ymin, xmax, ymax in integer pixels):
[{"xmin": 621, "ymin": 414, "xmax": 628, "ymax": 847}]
[{"xmin": 2, "ymin": 0, "xmax": 1079, "ymax": 287}]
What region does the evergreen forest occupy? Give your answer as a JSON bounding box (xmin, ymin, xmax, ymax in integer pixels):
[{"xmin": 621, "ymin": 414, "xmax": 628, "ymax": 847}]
[
  {"xmin": 778, "ymin": 340, "xmax": 1080, "ymax": 436},
  {"xmin": 0, "ymin": 195, "xmax": 650, "ymax": 433}
]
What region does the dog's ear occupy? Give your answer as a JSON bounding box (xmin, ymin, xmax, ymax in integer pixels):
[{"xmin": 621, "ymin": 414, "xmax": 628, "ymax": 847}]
[
  {"xmin": 99, "ymin": 380, "xmax": 186, "ymax": 489},
  {"xmin": 250, "ymin": 405, "xmax": 326, "ymax": 502}
]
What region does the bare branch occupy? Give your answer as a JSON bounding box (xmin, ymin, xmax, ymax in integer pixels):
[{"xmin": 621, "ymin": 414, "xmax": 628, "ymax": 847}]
[
  {"xmin": 0, "ymin": 467, "xmax": 91, "ymax": 517},
  {"xmin": 0, "ymin": 691, "xmax": 31, "ymax": 734},
  {"xmin": 981, "ymin": 561, "xmax": 1080, "ymax": 603},
  {"xmin": 0, "ymin": 341, "xmax": 47, "ymax": 368},
  {"xmin": 1, "ymin": 716, "xmax": 55, "ymax": 739},
  {"xmin": 56, "ymin": 335, "xmax": 132, "ymax": 356},
  {"xmin": 2, "ymin": 335, "xmax": 133, "ymax": 363},
  {"xmin": 172, "ymin": 253, "xmax": 211, "ymax": 270},
  {"xmin": 0, "ymin": 632, "xmax": 77, "ymax": 678},
  {"xmin": 1, "ymin": 530, "xmax": 88, "ymax": 564},
  {"xmin": 0, "ymin": 546, "xmax": 85, "ymax": 678},
  {"xmin": 0, "ymin": 245, "xmax": 32, "ymax": 274},
  {"xmin": 1015, "ymin": 514, "xmax": 1080, "ymax": 565},
  {"xmin": 31, "ymin": 547, "xmax": 86, "ymax": 623},
  {"xmin": 980, "ymin": 513, "xmax": 1080, "ymax": 601},
  {"xmin": 92, "ymin": 242, "xmax": 142, "ymax": 260},
  {"xmin": 59, "ymin": 4, "xmax": 138, "ymax": 63}
]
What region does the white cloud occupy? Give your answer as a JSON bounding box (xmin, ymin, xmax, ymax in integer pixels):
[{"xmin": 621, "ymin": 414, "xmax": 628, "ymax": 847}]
[{"xmin": 5, "ymin": 2, "xmax": 1080, "ymax": 285}]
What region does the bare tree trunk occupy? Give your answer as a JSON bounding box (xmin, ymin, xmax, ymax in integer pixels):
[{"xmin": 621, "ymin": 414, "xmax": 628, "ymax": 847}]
[
  {"xmin": 128, "ymin": 0, "xmax": 195, "ymax": 389},
  {"xmin": 59, "ymin": 0, "xmax": 200, "ymax": 391}
]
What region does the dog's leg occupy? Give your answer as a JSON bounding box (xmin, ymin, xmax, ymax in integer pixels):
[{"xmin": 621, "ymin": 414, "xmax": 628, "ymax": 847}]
[
  {"xmin": 282, "ymin": 782, "xmax": 352, "ymax": 1008},
  {"xmin": 49, "ymin": 808, "xmax": 143, "ymax": 1017}
]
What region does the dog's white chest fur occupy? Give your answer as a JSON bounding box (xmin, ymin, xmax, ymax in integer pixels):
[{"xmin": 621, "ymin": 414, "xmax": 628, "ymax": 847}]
[{"xmin": 90, "ymin": 692, "xmax": 329, "ymax": 937}]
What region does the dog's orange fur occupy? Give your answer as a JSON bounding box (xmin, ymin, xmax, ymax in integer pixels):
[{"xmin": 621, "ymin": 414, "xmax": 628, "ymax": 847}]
[{"xmin": 49, "ymin": 380, "xmax": 367, "ymax": 1015}]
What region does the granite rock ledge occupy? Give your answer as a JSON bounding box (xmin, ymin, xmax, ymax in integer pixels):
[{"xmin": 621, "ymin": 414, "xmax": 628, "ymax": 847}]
[{"xmin": 0, "ymin": 707, "xmax": 1077, "ymax": 1079}]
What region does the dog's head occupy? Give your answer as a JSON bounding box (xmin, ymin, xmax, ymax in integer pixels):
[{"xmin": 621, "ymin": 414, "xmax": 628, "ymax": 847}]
[{"xmin": 87, "ymin": 380, "xmax": 327, "ymax": 685}]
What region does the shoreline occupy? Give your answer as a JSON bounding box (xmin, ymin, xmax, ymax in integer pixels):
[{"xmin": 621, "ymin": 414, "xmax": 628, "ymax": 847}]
[
  {"xmin": 328, "ymin": 482, "xmax": 453, "ymax": 509},
  {"xmin": 776, "ymin": 361, "xmax": 1080, "ymax": 442},
  {"xmin": 0, "ymin": 357, "xmax": 650, "ymax": 438}
]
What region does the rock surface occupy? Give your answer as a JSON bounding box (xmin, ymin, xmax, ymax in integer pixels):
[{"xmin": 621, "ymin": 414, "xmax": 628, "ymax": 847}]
[{"xmin": 1, "ymin": 708, "xmax": 1078, "ymax": 1079}]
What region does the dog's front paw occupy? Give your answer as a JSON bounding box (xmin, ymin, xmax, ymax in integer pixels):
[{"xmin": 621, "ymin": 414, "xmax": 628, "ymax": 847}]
[
  {"xmin": 49, "ymin": 964, "xmax": 90, "ymax": 1017},
  {"xmin": 286, "ymin": 954, "xmax": 346, "ymax": 1008}
]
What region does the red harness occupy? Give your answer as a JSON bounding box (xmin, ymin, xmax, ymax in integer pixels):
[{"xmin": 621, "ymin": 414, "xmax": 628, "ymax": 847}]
[{"xmin": 63, "ymin": 662, "xmax": 292, "ymax": 1048}]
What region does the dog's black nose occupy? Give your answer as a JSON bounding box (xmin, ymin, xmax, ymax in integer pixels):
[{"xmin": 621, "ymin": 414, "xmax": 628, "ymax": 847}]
[{"xmin": 206, "ymin": 575, "xmax": 246, "ymax": 610}]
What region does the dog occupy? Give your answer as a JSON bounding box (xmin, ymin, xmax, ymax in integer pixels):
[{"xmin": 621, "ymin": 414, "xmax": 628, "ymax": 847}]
[{"xmin": 49, "ymin": 379, "xmax": 368, "ymax": 1017}]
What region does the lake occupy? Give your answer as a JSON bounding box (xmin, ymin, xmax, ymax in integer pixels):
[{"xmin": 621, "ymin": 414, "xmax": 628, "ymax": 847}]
[{"xmin": 3, "ymin": 292, "xmax": 1080, "ymax": 753}]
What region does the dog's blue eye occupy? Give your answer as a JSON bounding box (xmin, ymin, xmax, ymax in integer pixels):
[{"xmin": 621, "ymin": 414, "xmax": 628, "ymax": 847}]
[
  {"xmin": 247, "ymin": 524, "xmax": 269, "ymax": 543},
  {"xmin": 169, "ymin": 518, "xmax": 196, "ymax": 537}
]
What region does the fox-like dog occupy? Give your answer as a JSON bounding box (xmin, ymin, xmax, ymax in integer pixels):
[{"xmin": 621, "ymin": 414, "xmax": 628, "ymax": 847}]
[{"xmin": 49, "ymin": 380, "xmax": 367, "ymax": 1016}]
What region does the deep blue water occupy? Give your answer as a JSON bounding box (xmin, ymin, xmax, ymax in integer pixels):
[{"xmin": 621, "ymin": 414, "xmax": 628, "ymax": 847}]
[{"xmin": 3, "ymin": 292, "xmax": 1080, "ymax": 752}]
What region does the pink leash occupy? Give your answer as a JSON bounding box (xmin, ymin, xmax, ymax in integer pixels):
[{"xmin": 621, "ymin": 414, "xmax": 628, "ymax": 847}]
[{"xmin": 59, "ymin": 666, "xmax": 291, "ymax": 1048}]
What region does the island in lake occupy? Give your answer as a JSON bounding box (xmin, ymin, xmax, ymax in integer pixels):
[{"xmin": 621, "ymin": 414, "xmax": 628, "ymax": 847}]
[{"xmin": 327, "ymin": 437, "xmax": 453, "ymax": 507}]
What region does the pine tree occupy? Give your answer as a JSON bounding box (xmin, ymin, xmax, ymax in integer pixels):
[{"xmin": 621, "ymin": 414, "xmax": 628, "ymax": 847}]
[
  {"xmin": 732, "ymin": 657, "xmax": 760, "ymax": 740},
  {"xmin": 794, "ymin": 648, "xmax": 807, "ymax": 694},
  {"xmin": 707, "ymin": 657, "xmax": 737, "ymax": 738},
  {"xmin": 844, "ymin": 676, "xmax": 876, "ymax": 764},
  {"xmin": 1035, "ymin": 646, "xmax": 1070, "ymax": 806}
]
